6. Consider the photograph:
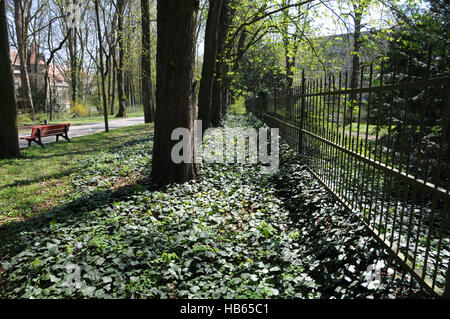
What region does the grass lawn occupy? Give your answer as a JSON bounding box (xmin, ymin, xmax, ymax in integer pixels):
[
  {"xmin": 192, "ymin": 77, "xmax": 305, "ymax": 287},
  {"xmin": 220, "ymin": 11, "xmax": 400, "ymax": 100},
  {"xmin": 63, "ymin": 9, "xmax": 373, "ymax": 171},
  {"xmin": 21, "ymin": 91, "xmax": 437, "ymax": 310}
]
[
  {"xmin": 0, "ymin": 123, "xmax": 153, "ymax": 225},
  {"xmin": 0, "ymin": 115, "xmax": 424, "ymax": 299}
]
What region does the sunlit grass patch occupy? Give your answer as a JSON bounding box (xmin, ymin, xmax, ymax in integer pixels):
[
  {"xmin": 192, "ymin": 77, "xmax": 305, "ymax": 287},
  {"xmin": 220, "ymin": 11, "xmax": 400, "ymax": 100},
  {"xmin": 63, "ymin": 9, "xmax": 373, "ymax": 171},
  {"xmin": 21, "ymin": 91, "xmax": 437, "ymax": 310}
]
[{"xmin": 0, "ymin": 124, "xmax": 154, "ymax": 224}]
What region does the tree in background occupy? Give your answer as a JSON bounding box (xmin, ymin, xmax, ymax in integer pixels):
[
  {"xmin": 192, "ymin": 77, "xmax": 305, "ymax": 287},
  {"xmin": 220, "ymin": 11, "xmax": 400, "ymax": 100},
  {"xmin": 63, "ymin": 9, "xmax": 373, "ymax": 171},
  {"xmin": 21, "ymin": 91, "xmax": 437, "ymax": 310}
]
[
  {"xmin": 141, "ymin": 0, "xmax": 154, "ymax": 123},
  {"xmin": 197, "ymin": 0, "xmax": 223, "ymax": 132},
  {"xmin": 210, "ymin": 0, "xmax": 232, "ymax": 126},
  {"xmin": 13, "ymin": 0, "xmax": 34, "ymax": 115},
  {"xmin": 0, "ymin": 0, "xmax": 20, "ymax": 159},
  {"xmin": 347, "ymin": 0, "xmax": 373, "ymax": 123},
  {"xmin": 94, "ymin": 0, "xmax": 109, "ymax": 132},
  {"xmin": 115, "ymin": 0, "xmax": 127, "ymax": 118}
]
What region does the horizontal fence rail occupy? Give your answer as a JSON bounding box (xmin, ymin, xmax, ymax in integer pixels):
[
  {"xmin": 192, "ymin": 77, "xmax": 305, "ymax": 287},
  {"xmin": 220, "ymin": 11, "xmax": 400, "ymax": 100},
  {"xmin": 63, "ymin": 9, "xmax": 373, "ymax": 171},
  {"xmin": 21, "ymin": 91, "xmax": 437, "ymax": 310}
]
[{"xmin": 247, "ymin": 65, "xmax": 450, "ymax": 298}]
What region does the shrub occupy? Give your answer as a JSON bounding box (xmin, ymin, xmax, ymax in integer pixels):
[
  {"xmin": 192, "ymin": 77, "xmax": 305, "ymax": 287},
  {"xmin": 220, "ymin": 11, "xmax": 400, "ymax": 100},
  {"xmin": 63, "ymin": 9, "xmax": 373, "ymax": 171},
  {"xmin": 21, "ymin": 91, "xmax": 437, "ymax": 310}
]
[
  {"xmin": 70, "ymin": 102, "xmax": 89, "ymax": 118},
  {"xmin": 16, "ymin": 114, "xmax": 34, "ymax": 126}
]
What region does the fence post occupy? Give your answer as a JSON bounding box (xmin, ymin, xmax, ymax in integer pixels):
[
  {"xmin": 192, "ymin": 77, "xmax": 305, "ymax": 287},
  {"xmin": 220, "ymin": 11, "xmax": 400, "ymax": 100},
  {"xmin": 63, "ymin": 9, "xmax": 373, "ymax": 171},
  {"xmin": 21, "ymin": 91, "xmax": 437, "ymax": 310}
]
[{"xmin": 299, "ymin": 69, "xmax": 306, "ymax": 154}]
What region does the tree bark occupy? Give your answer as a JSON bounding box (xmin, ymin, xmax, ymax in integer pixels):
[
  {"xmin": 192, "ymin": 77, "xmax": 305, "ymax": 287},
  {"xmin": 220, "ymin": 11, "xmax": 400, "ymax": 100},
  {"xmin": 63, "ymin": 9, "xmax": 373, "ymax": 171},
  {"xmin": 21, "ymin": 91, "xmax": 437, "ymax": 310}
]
[
  {"xmin": 115, "ymin": 0, "xmax": 127, "ymax": 118},
  {"xmin": 348, "ymin": 8, "xmax": 362, "ymax": 123},
  {"xmin": 0, "ymin": 0, "xmax": 20, "ymax": 159},
  {"xmin": 44, "ymin": 27, "xmax": 69, "ymax": 120},
  {"xmin": 68, "ymin": 27, "xmax": 78, "ymax": 105},
  {"xmin": 210, "ymin": 0, "xmax": 231, "ymax": 127},
  {"xmin": 13, "ymin": 0, "xmax": 34, "ymax": 115},
  {"xmin": 94, "ymin": 0, "xmax": 109, "ymax": 132},
  {"xmin": 197, "ymin": 0, "xmax": 223, "ymax": 132},
  {"xmin": 110, "ymin": 56, "xmax": 116, "ymax": 115},
  {"xmin": 151, "ymin": 0, "xmax": 199, "ymax": 183}
]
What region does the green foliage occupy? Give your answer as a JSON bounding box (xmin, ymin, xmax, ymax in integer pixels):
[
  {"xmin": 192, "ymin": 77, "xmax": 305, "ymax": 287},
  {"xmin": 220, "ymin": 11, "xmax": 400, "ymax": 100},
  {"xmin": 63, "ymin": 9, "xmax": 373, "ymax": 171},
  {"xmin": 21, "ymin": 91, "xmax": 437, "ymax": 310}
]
[
  {"xmin": 0, "ymin": 115, "xmax": 425, "ymax": 299},
  {"xmin": 0, "ymin": 124, "xmax": 154, "ymax": 223},
  {"xmin": 228, "ymin": 96, "xmax": 247, "ymax": 114},
  {"xmin": 16, "ymin": 114, "xmax": 34, "ymax": 126},
  {"xmin": 70, "ymin": 102, "xmax": 89, "ymax": 118},
  {"xmin": 233, "ymin": 41, "xmax": 287, "ymax": 98}
]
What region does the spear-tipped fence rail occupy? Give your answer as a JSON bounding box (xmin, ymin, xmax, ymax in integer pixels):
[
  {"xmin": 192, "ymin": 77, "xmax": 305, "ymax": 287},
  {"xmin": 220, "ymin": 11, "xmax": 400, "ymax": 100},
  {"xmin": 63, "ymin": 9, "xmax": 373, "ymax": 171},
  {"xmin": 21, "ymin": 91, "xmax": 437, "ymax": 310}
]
[{"xmin": 247, "ymin": 65, "xmax": 450, "ymax": 298}]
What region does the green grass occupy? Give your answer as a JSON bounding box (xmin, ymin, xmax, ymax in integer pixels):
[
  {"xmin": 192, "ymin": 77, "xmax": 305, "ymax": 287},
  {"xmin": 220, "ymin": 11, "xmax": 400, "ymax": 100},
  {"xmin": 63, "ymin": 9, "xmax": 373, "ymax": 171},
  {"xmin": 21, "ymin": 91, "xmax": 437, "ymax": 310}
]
[
  {"xmin": 0, "ymin": 124, "xmax": 153, "ymax": 225},
  {"xmin": 228, "ymin": 97, "xmax": 247, "ymax": 114},
  {"xmin": 344, "ymin": 123, "xmax": 391, "ymax": 137},
  {"xmin": 0, "ymin": 115, "xmax": 421, "ymax": 299}
]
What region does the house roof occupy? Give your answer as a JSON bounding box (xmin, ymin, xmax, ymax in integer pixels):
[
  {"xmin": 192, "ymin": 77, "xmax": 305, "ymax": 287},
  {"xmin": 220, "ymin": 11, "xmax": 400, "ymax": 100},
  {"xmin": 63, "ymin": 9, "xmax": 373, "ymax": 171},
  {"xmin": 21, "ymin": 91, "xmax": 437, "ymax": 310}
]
[
  {"xmin": 9, "ymin": 48, "xmax": 19, "ymax": 66},
  {"xmin": 9, "ymin": 48, "xmax": 69, "ymax": 87},
  {"xmin": 48, "ymin": 64, "xmax": 69, "ymax": 87}
]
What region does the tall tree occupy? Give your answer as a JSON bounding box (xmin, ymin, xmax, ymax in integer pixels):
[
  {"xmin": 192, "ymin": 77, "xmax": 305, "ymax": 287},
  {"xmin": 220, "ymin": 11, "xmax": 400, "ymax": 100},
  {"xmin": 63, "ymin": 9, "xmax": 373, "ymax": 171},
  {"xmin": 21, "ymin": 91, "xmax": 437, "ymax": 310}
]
[
  {"xmin": 141, "ymin": 0, "xmax": 154, "ymax": 123},
  {"xmin": 65, "ymin": 0, "xmax": 80, "ymax": 106},
  {"xmin": 151, "ymin": 0, "xmax": 199, "ymax": 183},
  {"xmin": 211, "ymin": 0, "xmax": 232, "ymax": 126},
  {"xmin": 13, "ymin": 0, "xmax": 34, "ymax": 115},
  {"xmin": 115, "ymin": 0, "xmax": 127, "ymax": 118},
  {"xmin": 347, "ymin": 0, "xmax": 369, "ymax": 123},
  {"xmin": 94, "ymin": 0, "xmax": 109, "ymax": 132},
  {"xmin": 0, "ymin": 0, "xmax": 20, "ymax": 159},
  {"xmin": 197, "ymin": 0, "xmax": 223, "ymax": 132}
]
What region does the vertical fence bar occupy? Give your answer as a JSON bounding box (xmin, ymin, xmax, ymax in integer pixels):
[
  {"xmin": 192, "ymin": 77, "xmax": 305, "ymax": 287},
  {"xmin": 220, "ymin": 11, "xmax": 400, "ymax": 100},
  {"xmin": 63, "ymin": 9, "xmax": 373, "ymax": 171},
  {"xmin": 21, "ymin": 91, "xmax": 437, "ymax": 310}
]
[
  {"xmin": 299, "ymin": 69, "xmax": 306, "ymax": 154},
  {"xmin": 249, "ymin": 63, "xmax": 450, "ymax": 298}
]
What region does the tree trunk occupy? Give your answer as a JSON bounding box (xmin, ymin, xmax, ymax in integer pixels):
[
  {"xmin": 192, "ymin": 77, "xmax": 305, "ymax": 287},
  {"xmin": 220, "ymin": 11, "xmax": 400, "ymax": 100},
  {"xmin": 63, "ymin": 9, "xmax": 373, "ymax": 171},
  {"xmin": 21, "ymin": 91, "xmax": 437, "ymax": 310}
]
[
  {"xmin": 221, "ymin": 75, "xmax": 231, "ymax": 118},
  {"xmin": 115, "ymin": 0, "xmax": 127, "ymax": 118},
  {"xmin": 50, "ymin": 62, "xmax": 57, "ymax": 120},
  {"xmin": 111, "ymin": 57, "xmax": 116, "ymax": 115},
  {"xmin": 197, "ymin": 0, "xmax": 223, "ymax": 132},
  {"xmin": 151, "ymin": 0, "xmax": 199, "ymax": 183},
  {"xmin": 13, "ymin": 0, "xmax": 34, "ymax": 115},
  {"xmin": 68, "ymin": 27, "xmax": 78, "ymax": 105},
  {"xmin": 0, "ymin": 0, "xmax": 20, "ymax": 159},
  {"xmin": 141, "ymin": 0, "xmax": 154, "ymax": 123},
  {"xmin": 43, "ymin": 68, "xmax": 49, "ymax": 114},
  {"xmin": 106, "ymin": 55, "xmax": 112, "ymax": 112},
  {"xmin": 94, "ymin": 0, "xmax": 109, "ymax": 132},
  {"xmin": 223, "ymin": 28, "xmax": 247, "ymax": 117},
  {"xmin": 210, "ymin": 0, "xmax": 231, "ymax": 127},
  {"xmin": 49, "ymin": 68, "xmax": 53, "ymax": 121},
  {"xmin": 280, "ymin": 0, "xmax": 295, "ymax": 117},
  {"xmin": 130, "ymin": 78, "xmax": 136, "ymax": 106},
  {"xmin": 348, "ymin": 9, "xmax": 362, "ymax": 123},
  {"xmin": 124, "ymin": 73, "xmax": 130, "ymax": 106}
]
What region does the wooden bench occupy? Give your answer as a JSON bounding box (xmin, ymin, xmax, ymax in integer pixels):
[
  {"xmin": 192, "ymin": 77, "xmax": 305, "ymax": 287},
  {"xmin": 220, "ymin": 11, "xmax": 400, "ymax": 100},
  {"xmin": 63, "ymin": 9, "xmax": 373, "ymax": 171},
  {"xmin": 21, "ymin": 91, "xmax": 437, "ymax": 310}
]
[{"xmin": 21, "ymin": 123, "xmax": 71, "ymax": 148}]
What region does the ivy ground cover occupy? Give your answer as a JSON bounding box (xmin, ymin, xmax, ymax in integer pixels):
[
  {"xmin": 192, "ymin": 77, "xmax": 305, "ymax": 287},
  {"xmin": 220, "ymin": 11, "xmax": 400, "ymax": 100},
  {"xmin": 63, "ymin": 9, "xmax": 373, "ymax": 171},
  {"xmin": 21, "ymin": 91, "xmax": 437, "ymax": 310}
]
[{"xmin": 0, "ymin": 115, "xmax": 424, "ymax": 298}]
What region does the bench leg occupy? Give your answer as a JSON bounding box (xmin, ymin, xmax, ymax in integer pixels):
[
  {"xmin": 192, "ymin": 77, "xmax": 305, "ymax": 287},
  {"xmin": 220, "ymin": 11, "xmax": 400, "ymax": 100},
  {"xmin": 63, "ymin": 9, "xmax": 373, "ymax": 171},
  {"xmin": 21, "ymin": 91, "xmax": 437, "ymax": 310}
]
[
  {"xmin": 62, "ymin": 133, "xmax": 70, "ymax": 143},
  {"xmin": 35, "ymin": 138, "xmax": 45, "ymax": 148},
  {"xmin": 56, "ymin": 134, "xmax": 70, "ymax": 143}
]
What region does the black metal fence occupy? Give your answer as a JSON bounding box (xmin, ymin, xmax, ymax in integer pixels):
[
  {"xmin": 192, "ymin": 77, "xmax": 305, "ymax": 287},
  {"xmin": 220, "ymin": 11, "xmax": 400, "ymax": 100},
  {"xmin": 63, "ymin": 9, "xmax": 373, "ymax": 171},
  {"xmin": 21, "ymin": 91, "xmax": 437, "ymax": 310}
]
[{"xmin": 246, "ymin": 65, "xmax": 450, "ymax": 297}]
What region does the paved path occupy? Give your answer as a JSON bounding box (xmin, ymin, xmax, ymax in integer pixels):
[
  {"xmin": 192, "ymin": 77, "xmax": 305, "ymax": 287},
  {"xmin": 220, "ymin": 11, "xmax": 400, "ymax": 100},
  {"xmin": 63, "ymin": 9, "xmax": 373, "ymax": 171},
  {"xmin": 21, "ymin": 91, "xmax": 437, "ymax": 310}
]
[{"xmin": 19, "ymin": 117, "xmax": 145, "ymax": 149}]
